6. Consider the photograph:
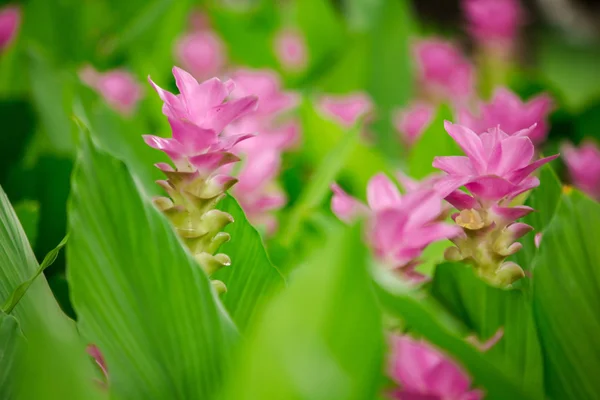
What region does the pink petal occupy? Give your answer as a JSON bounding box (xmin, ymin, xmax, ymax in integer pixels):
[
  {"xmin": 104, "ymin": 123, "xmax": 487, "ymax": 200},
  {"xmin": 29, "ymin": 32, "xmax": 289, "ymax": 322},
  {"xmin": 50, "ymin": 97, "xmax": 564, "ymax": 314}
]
[
  {"xmin": 205, "ymin": 96, "xmax": 258, "ymax": 133},
  {"xmin": 427, "ymin": 358, "xmax": 471, "ymax": 397},
  {"xmin": 443, "ymin": 121, "xmax": 486, "ymax": 173},
  {"xmin": 507, "ymin": 154, "xmax": 559, "ymax": 183},
  {"xmin": 154, "ymin": 162, "xmax": 174, "ymax": 172},
  {"xmin": 237, "ymin": 150, "xmax": 280, "ymax": 192},
  {"xmin": 506, "ymin": 176, "xmax": 540, "ymax": 199},
  {"xmin": 506, "ymin": 222, "xmax": 533, "ymax": 240},
  {"xmin": 491, "ymin": 204, "xmax": 534, "ymax": 222},
  {"xmin": 330, "ymin": 183, "xmax": 367, "ymax": 223},
  {"xmin": 172, "ymin": 66, "xmax": 199, "ymax": 103},
  {"xmin": 143, "ymin": 135, "xmax": 185, "ymax": 160},
  {"xmin": 407, "ymin": 223, "xmax": 462, "ymax": 248},
  {"xmin": 188, "ymin": 151, "xmax": 241, "ymax": 173},
  {"xmin": 167, "ymin": 117, "xmax": 217, "ymax": 152},
  {"xmin": 444, "ymin": 190, "xmax": 477, "ymax": 210},
  {"xmin": 464, "ymin": 175, "xmax": 518, "ymax": 201},
  {"xmin": 432, "ymin": 156, "xmax": 475, "ymax": 176},
  {"xmin": 367, "ymin": 173, "xmax": 402, "ymax": 211},
  {"xmin": 212, "ymin": 133, "xmax": 255, "ymax": 152},
  {"xmin": 148, "ymin": 76, "xmax": 185, "ymax": 118},
  {"xmin": 433, "ymin": 176, "xmax": 473, "ymax": 198},
  {"xmin": 487, "ymin": 136, "xmax": 534, "ymax": 176},
  {"xmin": 0, "ymin": 5, "xmax": 20, "ymax": 50}
]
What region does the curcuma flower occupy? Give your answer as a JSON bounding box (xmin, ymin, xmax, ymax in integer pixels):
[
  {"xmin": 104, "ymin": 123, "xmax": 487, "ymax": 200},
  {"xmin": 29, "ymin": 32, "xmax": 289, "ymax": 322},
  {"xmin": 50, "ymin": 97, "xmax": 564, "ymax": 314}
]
[
  {"xmin": 387, "ymin": 335, "xmax": 483, "ymax": 400},
  {"xmin": 462, "ymin": 0, "xmax": 524, "ymax": 49},
  {"xmin": 79, "ymin": 66, "xmax": 143, "ymax": 116},
  {"xmin": 459, "ymin": 87, "xmax": 553, "ymax": 146},
  {"xmin": 561, "ymin": 141, "xmax": 600, "ymax": 201},
  {"xmin": 224, "ymin": 69, "xmax": 300, "ymax": 232},
  {"xmin": 433, "ymin": 122, "xmax": 559, "ymax": 286},
  {"xmin": 144, "ymin": 67, "xmax": 258, "ymax": 292},
  {"xmin": 393, "ymin": 102, "xmax": 435, "ymax": 148},
  {"xmin": 0, "ymin": 5, "xmax": 20, "ymax": 51},
  {"xmin": 331, "ymin": 173, "xmax": 460, "ymax": 282},
  {"xmin": 175, "ymin": 31, "xmax": 226, "ymax": 81},
  {"xmin": 317, "ymin": 92, "xmax": 374, "ymax": 128},
  {"xmin": 274, "ymin": 28, "xmax": 308, "ymax": 72},
  {"xmin": 413, "ymin": 39, "xmax": 475, "ymax": 104}
]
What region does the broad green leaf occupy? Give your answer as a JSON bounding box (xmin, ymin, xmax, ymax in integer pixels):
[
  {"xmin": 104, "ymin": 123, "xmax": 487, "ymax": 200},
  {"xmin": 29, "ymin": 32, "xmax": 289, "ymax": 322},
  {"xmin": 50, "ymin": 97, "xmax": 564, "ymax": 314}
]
[
  {"xmin": 222, "ymin": 224, "xmax": 384, "ymax": 400},
  {"xmin": 2, "ymin": 235, "xmax": 68, "ymax": 314},
  {"xmin": 213, "ymin": 195, "xmax": 285, "ymax": 332},
  {"xmin": 13, "ymin": 200, "xmax": 40, "ymax": 249},
  {"xmin": 430, "ymin": 264, "xmax": 544, "ymax": 399},
  {"xmin": 375, "ymin": 281, "xmax": 536, "ymax": 400},
  {"xmin": 67, "ymin": 132, "xmax": 238, "ymax": 399},
  {"xmin": 0, "ymin": 185, "xmax": 100, "ymax": 398},
  {"xmin": 0, "ymin": 314, "xmax": 23, "ymax": 399},
  {"xmin": 532, "ymin": 190, "xmax": 600, "ymax": 400},
  {"xmin": 409, "ymin": 104, "xmax": 460, "ymax": 179}
]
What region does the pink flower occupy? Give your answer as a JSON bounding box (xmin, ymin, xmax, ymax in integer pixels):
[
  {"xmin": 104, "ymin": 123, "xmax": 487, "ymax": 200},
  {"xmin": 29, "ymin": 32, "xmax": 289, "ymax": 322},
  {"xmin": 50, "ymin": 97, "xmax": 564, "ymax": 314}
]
[
  {"xmin": 274, "ymin": 28, "xmax": 308, "ymax": 72},
  {"xmin": 79, "ymin": 66, "xmax": 143, "ymax": 116},
  {"xmin": 561, "ymin": 141, "xmax": 600, "ymax": 200},
  {"xmin": 143, "ymin": 67, "xmax": 258, "ymax": 173},
  {"xmin": 413, "ymin": 39, "xmax": 475, "ymax": 103},
  {"xmin": 463, "ymin": 0, "xmax": 524, "ymax": 46},
  {"xmin": 393, "ymin": 102, "xmax": 435, "ymax": 147},
  {"xmin": 387, "ymin": 335, "xmax": 483, "ymax": 400},
  {"xmin": 433, "ymin": 122, "xmax": 558, "ymax": 206},
  {"xmin": 175, "ymin": 31, "xmax": 226, "ymax": 81},
  {"xmin": 331, "ymin": 173, "xmax": 460, "ymax": 280},
  {"xmin": 459, "ymin": 87, "xmax": 553, "ymax": 145},
  {"xmin": 0, "ymin": 5, "xmax": 20, "ymax": 51},
  {"xmin": 317, "ymin": 92, "xmax": 374, "ymax": 128}
]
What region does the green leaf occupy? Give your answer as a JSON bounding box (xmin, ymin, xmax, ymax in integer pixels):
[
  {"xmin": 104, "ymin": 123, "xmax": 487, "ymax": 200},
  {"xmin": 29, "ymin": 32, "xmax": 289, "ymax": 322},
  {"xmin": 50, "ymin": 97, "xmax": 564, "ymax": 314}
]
[
  {"xmin": 409, "ymin": 104, "xmax": 460, "ymax": 179},
  {"xmin": 67, "ymin": 131, "xmax": 238, "ymax": 399},
  {"xmin": 2, "ymin": 235, "xmax": 68, "ymax": 314},
  {"xmin": 13, "ymin": 200, "xmax": 40, "ymax": 249},
  {"xmin": 0, "ymin": 314, "xmax": 23, "ymax": 399},
  {"xmin": 222, "ymin": 224, "xmax": 384, "ymax": 400},
  {"xmin": 375, "ymin": 279, "xmax": 536, "ymax": 400},
  {"xmin": 532, "ymin": 190, "xmax": 600, "ymax": 400},
  {"xmin": 213, "ymin": 195, "xmax": 285, "ymax": 332},
  {"xmin": 430, "ymin": 263, "xmax": 544, "ymax": 399}
]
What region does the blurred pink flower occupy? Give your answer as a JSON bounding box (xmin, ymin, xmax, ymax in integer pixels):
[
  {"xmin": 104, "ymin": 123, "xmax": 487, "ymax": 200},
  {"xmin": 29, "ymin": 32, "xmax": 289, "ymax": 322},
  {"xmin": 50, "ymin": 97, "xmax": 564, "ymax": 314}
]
[
  {"xmin": 433, "ymin": 122, "xmax": 558, "ymax": 205},
  {"xmin": 144, "ymin": 67, "xmax": 257, "ymax": 174},
  {"xmin": 188, "ymin": 9, "xmax": 211, "ymax": 31},
  {"xmin": 317, "ymin": 92, "xmax": 374, "ymax": 128},
  {"xmin": 331, "ymin": 173, "xmax": 460, "ymax": 281},
  {"xmin": 561, "ymin": 141, "xmax": 600, "ymax": 200},
  {"xmin": 274, "ymin": 28, "xmax": 308, "ymax": 72},
  {"xmin": 80, "ymin": 66, "xmax": 143, "ymax": 116},
  {"xmin": 463, "ymin": 0, "xmax": 524, "ymax": 46},
  {"xmin": 175, "ymin": 31, "xmax": 226, "ymax": 81},
  {"xmin": 414, "ymin": 39, "xmax": 475, "ymax": 103},
  {"xmin": 0, "ymin": 5, "xmax": 20, "ymax": 51},
  {"xmin": 459, "ymin": 87, "xmax": 553, "ymax": 145},
  {"xmin": 387, "ymin": 335, "xmax": 483, "ymax": 400},
  {"xmin": 225, "ymin": 69, "xmax": 300, "ymax": 232},
  {"xmin": 393, "ymin": 102, "xmax": 435, "ymax": 147}
]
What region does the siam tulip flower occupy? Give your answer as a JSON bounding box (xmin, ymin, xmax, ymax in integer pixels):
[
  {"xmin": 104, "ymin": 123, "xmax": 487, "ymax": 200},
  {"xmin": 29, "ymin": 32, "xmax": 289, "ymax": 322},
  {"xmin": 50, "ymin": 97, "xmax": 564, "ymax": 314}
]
[
  {"xmin": 79, "ymin": 66, "xmax": 143, "ymax": 116},
  {"xmin": 561, "ymin": 140, "xmax": 600, "ymax": 200},
  {"xmin": 317, "ymin": 92, "xmax": 374, "ymax": 128},
  {"xmin": 144, "ymin": 67, "xmax": 258, "ymax": 292},
  {"xmin": 462, "ymin": 0, "xmax": 525, "ymax": 48},
  {"xmin": 387, "ymin": 335, "xmax": 483, "ymax": 400},
  {"xmin": 175, "ymin": 31, "xmax": 227, "ymax": 81},
  {"xmin": 433, "ymin": 121, "xmax": 559, "ymax": 286},
  {"xmin": 0, "ymin": 5, "xmax": 20, "ymax": 51},
  {"xmin": 393, "ymin": 102, "xmax": 435, "ymax": 147},
  {"xmin": 274, "ymin": 28, "xmax": 308, "ymax": 72},
  {"xmin": 331, "ymin": 173, "xmax": 461, "ymax": 282},
  {"xmin": 413, "ymin": 39, "xmax": 475, "ymax": 103},
  {"xmin": 459, "ymin": 87, "xmax": 554, "ymax": 145},
  {"xmin": 223, "ymin": 69, "xmax": 300, "ymax": 232}
]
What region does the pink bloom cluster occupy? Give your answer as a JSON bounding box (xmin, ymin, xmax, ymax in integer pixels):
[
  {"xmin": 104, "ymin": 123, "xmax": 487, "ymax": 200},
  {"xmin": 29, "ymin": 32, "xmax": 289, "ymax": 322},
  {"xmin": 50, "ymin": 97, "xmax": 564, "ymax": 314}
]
[
  {"xmin": 79, "ymin": 66, "xmax": 143, "ymax": 116},
  {"xmin": 459, "ymin": 87, "xmax": 553, "ymax": 145},
  {"xmin": 144, "ymin": 67, "xmax": 257, "ymax": 175},
  {"xmin": 387, "ymin": 335, "xmax": 483, "ymax": 400},
  {"xmin": 433, "ymin": 122, "xmax": 558, "ymax": 285},
  {"xmin": 414, "ymin": 39, "xmax": 475, "ymax": 104},
  {"xmin": 331, "ymin": 173, "xmax": 460, "ymax": 282},
  {"xmin": 175, "ymin": 11, "xmax": 226, "ymax": 81},
  {"xmin": 274, "ymin": 28, "xmax": 308, "ymax": 72},
  {"xmin": 225, "ymin": 69, "xmax": 300, "ymax": 231},
  {"xmin": 562, "ymin": 141, "xmax": 600, "ymax": 200},
  {"xmin": 0, "ymin": 5, "xmax": 20, "ymax": 51},
  {"xmin": 318, "ymin": 92, "xmax": 374, "ymax": 129},
  {"xmin": 462, "ymin": 0, "xmax": 524, "ymax": 47}
]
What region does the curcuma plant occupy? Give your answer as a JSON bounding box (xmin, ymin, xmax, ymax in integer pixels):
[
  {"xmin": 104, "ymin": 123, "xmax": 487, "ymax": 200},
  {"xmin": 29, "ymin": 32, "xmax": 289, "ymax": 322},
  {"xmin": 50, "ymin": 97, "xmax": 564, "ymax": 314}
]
[{"xmin": 2, "ymin": 1, "xmax": 600, "ymax": 400}]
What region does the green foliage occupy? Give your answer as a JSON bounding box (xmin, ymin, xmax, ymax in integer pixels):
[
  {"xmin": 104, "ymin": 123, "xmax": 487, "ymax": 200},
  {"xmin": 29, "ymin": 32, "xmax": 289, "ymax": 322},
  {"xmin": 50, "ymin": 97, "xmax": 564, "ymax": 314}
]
[
  {"xmin": 532, "ymin": 190, "xmax": 600, "ymax": 399},
  {"xmin": 67, "ymin": 132, "xmax": 238, "ymax": 399},
  {"xmin": 222, "ymin": 224, "xmax": 384, "ymax": 400}
]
